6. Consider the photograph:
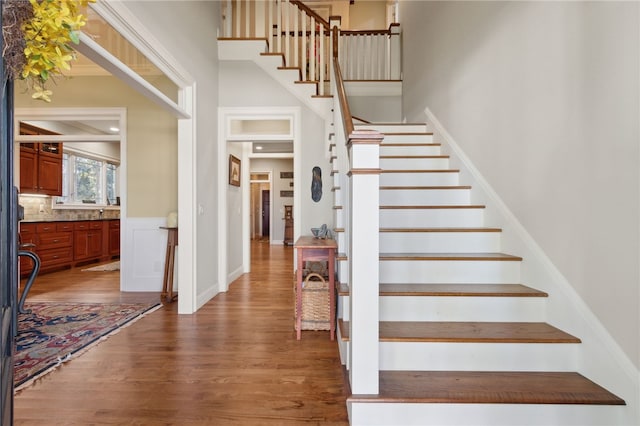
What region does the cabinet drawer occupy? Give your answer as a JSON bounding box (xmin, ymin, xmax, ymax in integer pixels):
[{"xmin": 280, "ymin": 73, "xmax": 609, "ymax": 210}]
[
  {"xmin": 56, "ymin": 222, "xmax": 74, "ymax": 232},
  {"xmin": 74, "ymin": 221, "xmax": 90, "ymax": 230},
  {"xmin": 38, "ymin": 231, "xmax": 72, "ymax": 249},
  {"xmin": 39, "ymin": 247, "xmax": 73, "ymax": 267},
  {"xmin": 74, "ymin": 221, "xmax": 103, "ymax": 230},
  {"xmin": 109, "ymin": 220, "xmax": 120, "ymax": 229},
  {"xmin": 19, "ymin": 223, "xmax": 36, "ymax": 234},
  {"xmin": 36, "ymin": 223, "xmax": 57, "ymax": 233}
]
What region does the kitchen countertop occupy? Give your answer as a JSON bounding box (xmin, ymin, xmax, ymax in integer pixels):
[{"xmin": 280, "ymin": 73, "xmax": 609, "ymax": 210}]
[{"xmin": 20, "ymin": 218, "xmax": 120, "ymax": 223}]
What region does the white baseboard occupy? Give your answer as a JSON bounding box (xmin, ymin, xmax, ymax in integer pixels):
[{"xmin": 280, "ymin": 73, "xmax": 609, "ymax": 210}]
[
  {"xmin": 227, "ymin": 265, "xmax": 244, "ymax": 286},
  {"xmin": 196, "ymin": 282, "xmax": 219, "ymax": 310}
]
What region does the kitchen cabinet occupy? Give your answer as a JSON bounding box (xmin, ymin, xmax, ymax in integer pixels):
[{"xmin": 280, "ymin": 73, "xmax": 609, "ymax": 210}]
[
  {"xmin": 19, "ymin": 220, "xmax": 118, "ymax": 277},
  {"xmin": 36, "ymin": 222, "xmax": 74, "ymax": 271},
  {"xmin": 19, "ymin": 123, "xmax": 63, "ymax": 196},
  {"xmin": 18, "ymin": 223, "xmax": 37, "ymax": 276},
  {"xmin": 73, "ymin": 221, "xmax": 104, "ymax": 263},
  {"xmin": 109, "ymin": 220, "xmax": 120, "ymax": 257},
  {"xmin": 19, "ymin": 222, "xmax": 73, "ymax": 276}
]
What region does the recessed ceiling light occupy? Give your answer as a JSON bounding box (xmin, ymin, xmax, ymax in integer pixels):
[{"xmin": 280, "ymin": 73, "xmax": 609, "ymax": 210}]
[
  {"xmin": 255, "ymin": 146, "xmax": 263, "ymax": 150},
  {"xmin": 109, "ymin": 126, "xmax": 119, "ymax": 132}
]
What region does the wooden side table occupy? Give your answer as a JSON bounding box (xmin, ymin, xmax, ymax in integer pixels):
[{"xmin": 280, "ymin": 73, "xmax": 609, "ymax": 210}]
[
  {"xmin": 294, "ymin": 236, "xmax": 337, "ymax": 340},
  {"xmin": 160, "ymin": 226, "xmax": 178, "ymax": 304}
]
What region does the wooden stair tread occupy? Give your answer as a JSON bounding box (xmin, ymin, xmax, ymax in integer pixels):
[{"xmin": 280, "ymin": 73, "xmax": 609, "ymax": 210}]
[
  {"xmin": 381, "ymin": 169, "xmax": 459, "ymax": 173},
  {"xmin": 382, "ymin": 132, "xmax": 434, "ymax": 136},
  {"xmin": 380, "ymin": 205, "xmax": 485, "ymax": 209},
  {"xmin": 218, "ymin": 37, "xmax": 267, "ymax": 42},
  {"xmin": 379, "ymin": 252, "xmax": 523, "ymax": 261},
  {"xmin": 380, "ymin": 227, "xmax": 501, "ymax": 233},
  {"xmin": 380, "ymin": 143, "xmax": 441, "ymax": 147},
  {"xmin": 379, "ymin": 283, "xmax": 547, "ymax": 297},
  {"xmin": 349, "ymin": 371, "xmax": 625, "ymax": 405},
  {"xmin": 380, "ymin": 155, "xmax": 449, "ymax": 159},
  {"xmin": 338, "ymin": 319, "xmax": 580, "ymax": 343},
  {"xmin": 356, "ymin": 122, "xmax": 426, "ymax": 126},
  {"xmin": 338, "ymin": 283, "xmax": 547, "ymax": 297},
  {"xmin": 380, "ymin": 185, "xmax": 471, "ymax": 190}
]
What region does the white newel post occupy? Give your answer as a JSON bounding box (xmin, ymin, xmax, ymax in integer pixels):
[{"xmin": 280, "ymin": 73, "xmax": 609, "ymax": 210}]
[
  {"xmin": 389, "ymin": 23, "xmax": 401, "ymax": 80},
  {"xmin": 348, "ymin": 130, "xmax": 382, "ymax": 395}
]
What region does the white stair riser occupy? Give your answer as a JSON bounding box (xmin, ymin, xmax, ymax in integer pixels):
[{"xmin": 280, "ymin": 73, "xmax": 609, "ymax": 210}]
[
  {"xmin": 379, "ymin": 342, "xmax": 578, "ymax": 371},
  {"xmin": 336, "ymin": 327, "xmax": 349, "ymax": 366},
  {"xmin": 380, "ymin": 232, "xmax": 500, "ymax": 253},
  {"xmin": 380, "ymin": 209, "xmax": 484, "ymax": 228},
  {"xmin": 382, "ymin": 134, "xmax": 434, "ymax": 144},
  {"xmin": 334, "ymin": 209, "xmax": 344, "ymax": 228},
  {"xmin": 380, "ymin": 188, "xmax": 471, "ymax": 205},
  {"xmin": 356, "ymin": 124, "xmax": 428, "ymax": 133},
  {"xmin": 348, "ymin": 401, "xmax": 625, "ymax": 426},
  {"xmin": 218, "ymin": 40, "xmax": 266, "ymax": 60},
  {"xmin": 380, "ymin": 145, "xmax": 442, "ymax": 156},
  {"xmin": 380, "ymin": 157, "xmax": 450, "ymax": 170},
  {"xmin": 379, "ymin": 260, "xmax": 521, "ymax": 284},
  {"xmin": 380, "ymin": 172, "xmax": 459, "ymax": 186},
  {"xmin": 337, "ymin": 258, "xmax": 349, "ymax": 280},
  {"xmin": 339, "ymin": 295, "xmax": 546, "ymax": 322},
  {"xmin": 380, "ymin": 296, "xmax": 545, "ymax": 321}
]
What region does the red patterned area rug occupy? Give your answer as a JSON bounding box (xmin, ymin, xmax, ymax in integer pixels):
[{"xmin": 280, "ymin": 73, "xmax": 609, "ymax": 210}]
[{"xmin": 15, "ymin": 301, "xmax": 162, "ymax": 391}]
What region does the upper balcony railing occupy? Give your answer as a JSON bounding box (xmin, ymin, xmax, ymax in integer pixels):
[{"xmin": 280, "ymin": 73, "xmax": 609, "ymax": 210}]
[{"xmin": 220, "ymin": 0, "xmax": 401, "ymax": 95}]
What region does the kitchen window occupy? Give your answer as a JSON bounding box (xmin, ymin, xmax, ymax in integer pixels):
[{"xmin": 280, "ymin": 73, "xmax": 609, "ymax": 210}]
[{"xmin": 55, "ymin": 151, "xmax": 120, "ymax": 208}]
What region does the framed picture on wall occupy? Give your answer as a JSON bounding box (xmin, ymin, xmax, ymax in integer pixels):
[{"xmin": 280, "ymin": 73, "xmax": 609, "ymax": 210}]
[{"xmin": 229, "ymin": 155, "xmax": 241, "ymax": 187}]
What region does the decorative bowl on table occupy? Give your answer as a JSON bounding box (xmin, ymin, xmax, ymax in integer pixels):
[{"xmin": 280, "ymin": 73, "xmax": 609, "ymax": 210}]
[{"xmin": 311, "ymin": 228, "xmax": 321, "ymax": 238}]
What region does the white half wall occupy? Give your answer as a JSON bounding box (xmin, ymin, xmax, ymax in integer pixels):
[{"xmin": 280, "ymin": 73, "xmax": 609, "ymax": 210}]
[{"xmin": 121, "ymin": 217, "xmax": 167, "ymax": 292}]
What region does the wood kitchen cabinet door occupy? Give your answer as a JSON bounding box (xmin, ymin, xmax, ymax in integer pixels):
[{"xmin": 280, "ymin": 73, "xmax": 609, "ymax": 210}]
[
  {"xmin": 19, "ymin": 149, "xmax": 38, "ymax": 193},
  {"xmin": 109, "ymin": 220, "xmax": 120, "ymax": 256},
  {"xmin": 37, "ymin": 152, "xmax": 63, "ymax": 196},
  {"xmin": 19, "ymin": 123, "xmax": 63, "ymax": 196}
]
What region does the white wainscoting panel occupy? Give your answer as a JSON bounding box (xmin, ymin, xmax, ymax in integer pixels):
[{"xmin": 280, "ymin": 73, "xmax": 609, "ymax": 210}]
[{"xmin": 121, "ymin": 217, "xmax": 168, "ymax": 292}]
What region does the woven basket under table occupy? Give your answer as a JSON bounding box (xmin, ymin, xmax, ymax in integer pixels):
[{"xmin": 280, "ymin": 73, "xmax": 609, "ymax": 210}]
[{"xmin": 293, "ymin": 271, "xmax": 331, "ymax": 331}]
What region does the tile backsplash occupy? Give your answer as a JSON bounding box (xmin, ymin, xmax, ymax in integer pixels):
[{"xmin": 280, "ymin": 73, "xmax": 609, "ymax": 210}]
[{"xmin": 19, "ymin": 196, "xmax": 120, "ymax": 221}]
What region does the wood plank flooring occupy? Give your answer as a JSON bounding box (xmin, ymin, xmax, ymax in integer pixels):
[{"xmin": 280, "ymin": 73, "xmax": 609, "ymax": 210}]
[{"xmin": 14, "ymin": 240, "xmax": 349, "ymax": 425}]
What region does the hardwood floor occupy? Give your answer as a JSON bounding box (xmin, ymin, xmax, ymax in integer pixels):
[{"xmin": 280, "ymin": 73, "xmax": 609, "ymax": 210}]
[{"xmin": 14, "ymin": 241, "xmax": 349, "ymax": 425}]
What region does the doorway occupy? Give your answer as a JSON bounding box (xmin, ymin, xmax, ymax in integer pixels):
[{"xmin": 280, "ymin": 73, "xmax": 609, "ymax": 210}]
[
  {"xmin": 250, "ymin": 172, "xmax": 272, "ymax": 242},
  {"xmin": 262, "ymin": 190, "xmax": 270, "ymax": 239}
]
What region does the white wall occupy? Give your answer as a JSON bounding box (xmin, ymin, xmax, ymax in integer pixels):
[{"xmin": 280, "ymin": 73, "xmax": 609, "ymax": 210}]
[
  {"xmin": 348, "ymin": 96, "xmax": 402, "ymax": 122},
  {"xmin": 124, "ymin": 1, "xmax": 221, "ymax": 302},
  {"xmin": 219, "ymin": 61, "xmax": 333, "ymax": 239},
  {"xmin": 400, "ymin": 1, "xmax": 639, "ymax": 368}
]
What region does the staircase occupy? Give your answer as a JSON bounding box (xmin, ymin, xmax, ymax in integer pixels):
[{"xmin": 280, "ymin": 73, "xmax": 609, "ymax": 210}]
[
  {"xmin": 332, "ymin": 123, "xmax": 627, "ymax": 425},
  {"xmin": 218, "ymin": 2, "xmax": 633, "ymax": 424}
]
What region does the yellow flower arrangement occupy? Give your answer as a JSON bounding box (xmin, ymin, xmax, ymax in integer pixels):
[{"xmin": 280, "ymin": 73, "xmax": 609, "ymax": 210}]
[{"xmin": 2, "ymin": 0, "xmax": 95, "ymax": 102}]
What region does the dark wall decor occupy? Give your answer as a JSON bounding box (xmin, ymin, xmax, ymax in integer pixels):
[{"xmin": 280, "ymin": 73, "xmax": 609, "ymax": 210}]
[
  {"xmin": 229, "ymin": 155, "xmax": 241, "ymax": 187},
  {"xmin": 280, "ymin": 190, "xmax": 293, "ymax": 197},
  {"xmin": 280, "ymin": 171, "xmax": 293, "ymax": 179},
  {"xmin": 311, "ymin": 166, "xmax": 322, "ymax": 202}
]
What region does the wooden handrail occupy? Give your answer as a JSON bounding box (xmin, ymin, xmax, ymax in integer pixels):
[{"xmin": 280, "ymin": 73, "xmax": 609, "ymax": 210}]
[
  {"xmin": 333, "ymin": 56, "xmax": 354, "ymax": 137},
  {"xmin": 290, "ymin": 0, "xmax": 330, "ymax": 30}
]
